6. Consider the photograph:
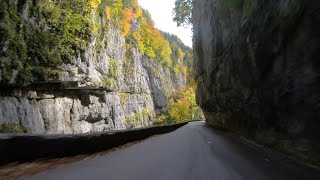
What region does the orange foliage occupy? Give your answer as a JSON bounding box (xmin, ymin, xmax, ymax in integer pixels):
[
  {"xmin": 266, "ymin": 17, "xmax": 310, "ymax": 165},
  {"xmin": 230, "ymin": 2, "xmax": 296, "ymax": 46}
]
[
  {"xmin": 105, "ymin": 6, "xmax": 111, "ymax": 20},
  {"xmin": 120, "ymin": 8, "xmax": 135, "ymax": 36}
]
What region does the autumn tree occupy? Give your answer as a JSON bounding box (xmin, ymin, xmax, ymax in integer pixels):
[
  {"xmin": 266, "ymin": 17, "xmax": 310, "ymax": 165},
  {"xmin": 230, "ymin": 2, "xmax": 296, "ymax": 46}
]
[
  {"xmin": 101, "ymin": 0, "xmax": 191, "ymax": 75},
  {"xmin": 106, "ymin": 0, "xmax": 123, "ymax": 19},
  {"xmin": 119, "ymin": 8, "xmax": 135, "ymax": 36},
  {"xmin": 167, "ymin": 86, "xmax": 204, "ymax": 123},
  {"xmin": 123, "ymin": 0, "xmax": 138, "ymax": 8},
  {"xmin": 155, "ymin": 83, "xmax": 204, "ymax": 125}
]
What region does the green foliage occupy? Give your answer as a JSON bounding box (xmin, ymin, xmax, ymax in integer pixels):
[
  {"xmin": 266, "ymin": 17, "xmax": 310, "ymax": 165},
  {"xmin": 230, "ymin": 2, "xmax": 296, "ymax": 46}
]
[
  {"xmin": 119, "ymin": 93, "xmax": 129, "ymax": 105},
  {"xmin": 154, "ymin": 108, "xmax": 175, "ymax": 126},
  {"xmin": 103, "ymin": 0, "xmax": 124, "ymax": 24},
  {"xmin": 123, "ymin": 56, "xmax": 135, "ymax": 81},
  {"xmin": 151, "ymin": 67, "xmax": 158, "ymax": 75},
  {"xmin": 123, "ymin": 0, "xmax": 139, "ymax": 9},
  {"xmin": 108, "ymin": 59, "xmax": 119, "ymax": 78},
  {"xmin": 100, "ymin": 0, "xmax": 178, "ymax": 70},
  {"xmin": 97, "ymin": 77, "xmax": 115, "ymax": 89},
  {"xmin": 162, "ymin": 31, "xmax": 190, "ymax": 51},
  {"xmin": 1, "ymin": 0, "xmax": 193, "ymax": 86},
  {"xmin": 173, "ymin": 0, "xmax": 255, "ymax": 27},
  {"xmin": 173, "ymin": 0, "xmax": 193, "ymax": 27},
  {"xmin": 141, "ymin": 9, "xmax": 154, "ymax": 25},
  {"xmin": 161, "ymin": 31, "xmax": 193, "ymax": 77},
  {"xmin": 0, "ymin": 123, "xmax": 27, "ymax": 133},
  {"xmin": 105, "ymin": 78, "xmax": 115, "ymax": 88},
  {"xmin": 0, "ymin": 0, "xmax": 100, "ymax": 85},
  {"xmin": 125, "ymin": 116, "xmax": 138, "ymax": 128},
  {"xmin": 33, "ymin": 0, "xmax": 95, "ymax": 58},
  {"xmin": 71, "ymin": 69, "xmax": 78, "ymax": 77},
  {"xmin": 125, "ymin": 108, "xmax": 154, "ymax": 128}
]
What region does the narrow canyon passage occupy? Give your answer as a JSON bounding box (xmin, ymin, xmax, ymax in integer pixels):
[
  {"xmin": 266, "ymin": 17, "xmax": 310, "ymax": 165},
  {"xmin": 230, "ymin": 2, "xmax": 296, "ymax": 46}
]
[
  {"xmin": 25, "ymin": 122, "xmax": 320, "ymax": 180},
  {"xmin": 1, "ymin": 0, "xmax": 319, "ymax": 179}
]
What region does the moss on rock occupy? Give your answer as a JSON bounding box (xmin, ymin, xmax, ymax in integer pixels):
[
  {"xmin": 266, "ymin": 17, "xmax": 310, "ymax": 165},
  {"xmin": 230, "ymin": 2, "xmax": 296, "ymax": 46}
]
[{"xmin": 0, "ymin": 123, "xmax": 27, "ymax": 133}]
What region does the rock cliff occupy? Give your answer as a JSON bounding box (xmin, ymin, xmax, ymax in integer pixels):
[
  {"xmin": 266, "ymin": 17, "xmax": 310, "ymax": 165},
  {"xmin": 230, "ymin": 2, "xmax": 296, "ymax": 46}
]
[
  {"xmin": 0, "ymin": 0, "xmax": 189, "ymax": 134},
  {"xmin": 193, "ymin": 0, "xmax": 319, "ymax": 163}
]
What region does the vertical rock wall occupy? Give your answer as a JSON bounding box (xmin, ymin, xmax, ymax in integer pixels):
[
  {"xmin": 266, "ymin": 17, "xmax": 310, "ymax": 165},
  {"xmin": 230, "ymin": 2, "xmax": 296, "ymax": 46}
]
[
  {"xmin": 193, "ymin": 0, "xmax": 320, "ymax": 162},
  {"xmin": 0, "ymin": 1, "xmax": 187, "ymax": 134}
]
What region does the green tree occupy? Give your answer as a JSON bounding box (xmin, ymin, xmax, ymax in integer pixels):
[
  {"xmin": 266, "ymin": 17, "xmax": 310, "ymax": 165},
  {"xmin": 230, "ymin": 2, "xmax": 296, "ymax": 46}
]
[{"xmin": 173, "ymin": 0, "xmax": 193, "ymax": 27}]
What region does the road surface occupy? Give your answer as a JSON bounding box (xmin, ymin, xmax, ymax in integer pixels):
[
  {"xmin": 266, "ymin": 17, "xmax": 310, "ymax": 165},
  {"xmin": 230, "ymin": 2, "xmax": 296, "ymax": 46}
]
[{"xmin": 25, "ymin": 121, "xmax": 320, "ymax": 180}]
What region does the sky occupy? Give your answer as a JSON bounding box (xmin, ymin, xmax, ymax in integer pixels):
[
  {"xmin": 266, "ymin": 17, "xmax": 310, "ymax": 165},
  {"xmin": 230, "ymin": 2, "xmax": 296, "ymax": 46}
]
[{"xmin": 138, "ymin": 0, "xmax": 192, "ymax": 47}]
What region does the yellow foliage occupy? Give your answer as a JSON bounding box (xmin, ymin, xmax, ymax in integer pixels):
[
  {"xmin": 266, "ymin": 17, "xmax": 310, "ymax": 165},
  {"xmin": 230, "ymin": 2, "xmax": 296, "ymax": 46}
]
[
  {"xmin": 181, "ymin": 65, "xmax": 188, "ymax": 76},
  {"xmin": 178, "ymin": 48, "xmax": 185, "ymax": 61},
  {"xmin": 109, "ymin": 0, "xmax": 123, "ymax": 18},
  {"xmin": 167, "ymin": 85, "xmax": 204, "ymax": 123},
  {"xmin": 135, "ymin": 7, "xmax": 143, "ymax": 18},
  {"xmin": 173, "ymin": 65, "xmax": 179, "ymax": 75},
  {"xmin": 155, "ymin": 114, "xmax": 168, "ymax": 125},
  {"xmin": 105, "ymin": 6, "xmax": 111, "ymax": 20},
  {"xmin": 89, "ymin": 0, "xmax": 101, "ymax": 9},
  {"xmin": 159, "ymin": 40, "xmax": 172, "ymax": 67},
  {"xmin": 145, "ymin": 47, "xmax": 156, "ymax": 59},
  {"xmin": 102, "ymin": 0, "xmax": 188, "ymax": 73},
  {"xmin": 168, "ymin": 98, "xmax": 191, "ymax": 123}
]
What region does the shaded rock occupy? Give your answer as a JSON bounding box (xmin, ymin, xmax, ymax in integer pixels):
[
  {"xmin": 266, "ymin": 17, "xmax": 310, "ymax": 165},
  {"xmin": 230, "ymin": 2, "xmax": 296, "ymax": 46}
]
[{"xmin": 193, "ymin": 0, "xmax": 320, "ymax": 157}]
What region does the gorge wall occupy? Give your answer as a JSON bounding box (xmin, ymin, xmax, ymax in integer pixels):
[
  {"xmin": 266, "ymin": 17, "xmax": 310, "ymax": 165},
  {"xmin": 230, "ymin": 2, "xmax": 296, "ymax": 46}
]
[
  {"xmin": 193, "ymin": 0, "xmax": 320, "ymax": 163},
  {"xmin": 0, "ymin": 0, "xmax": 190, "ymax": 134}
]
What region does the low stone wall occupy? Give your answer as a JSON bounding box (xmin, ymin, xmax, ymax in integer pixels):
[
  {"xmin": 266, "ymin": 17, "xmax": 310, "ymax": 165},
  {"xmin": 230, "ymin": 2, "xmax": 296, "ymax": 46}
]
[{"xmin": 0, "ymin": 123, "xmax": 187, "ymax": 166}]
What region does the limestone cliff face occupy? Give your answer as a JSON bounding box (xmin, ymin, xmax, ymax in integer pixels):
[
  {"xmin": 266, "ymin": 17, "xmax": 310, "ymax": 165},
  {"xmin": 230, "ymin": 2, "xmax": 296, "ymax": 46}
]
[
  {"xmin": 0, "ymin": 1, "xmax": 187, "ymax": 134},
  {"xmin": 193, "ymin": 0, "xmax": 319, "ymax": 159}
]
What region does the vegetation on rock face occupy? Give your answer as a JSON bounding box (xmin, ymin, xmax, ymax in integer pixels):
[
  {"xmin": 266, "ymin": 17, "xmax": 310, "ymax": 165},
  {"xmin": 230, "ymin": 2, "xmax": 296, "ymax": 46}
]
[
  {"xmin": 0, "ymin": 0, "xmax": 191, "ymax": 86},
  {"xmin": 97, "ymin": 0, "xmax": 192, "ymax": 75},
  {"xmin": 0, "ymin": 0, "xmax": 100, "ymax": 85},
  {"xmin": 0, "ymin": 123, "xmax": 27, "ymax": 133},
  {"xmin": 108, "ymin": 58, "xmax": 119, "ymax": 78},
  {"xmin": 126, "ymin": 108, "xmax": 154, "ymax": 128},
  {"xmin": 97, "ymin": 76, "xmax": 115, "ymax": 89},
  {"xmin": 0, "ymin": 0, "xmax": 202, "ymax": 130}
]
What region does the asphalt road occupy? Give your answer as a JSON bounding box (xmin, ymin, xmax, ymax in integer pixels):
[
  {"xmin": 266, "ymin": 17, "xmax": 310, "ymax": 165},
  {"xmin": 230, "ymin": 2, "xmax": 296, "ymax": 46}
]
[{"xmin": 25, "ymin": 121, "xmax": 320, "ymax": 180}]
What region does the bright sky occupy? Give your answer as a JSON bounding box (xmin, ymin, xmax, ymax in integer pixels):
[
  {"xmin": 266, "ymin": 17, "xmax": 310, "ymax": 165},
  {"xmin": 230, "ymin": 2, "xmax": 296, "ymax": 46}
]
[{"xmin": 138, "ymin": 0, "xmax": 192, "ymax": 47}]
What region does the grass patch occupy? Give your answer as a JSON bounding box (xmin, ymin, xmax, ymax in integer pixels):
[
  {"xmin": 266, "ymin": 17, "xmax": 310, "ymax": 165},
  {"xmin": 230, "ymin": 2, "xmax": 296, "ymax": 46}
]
[{"xmin": 108, "ymin": 59, "xmax": 119, "ymax": 79}]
